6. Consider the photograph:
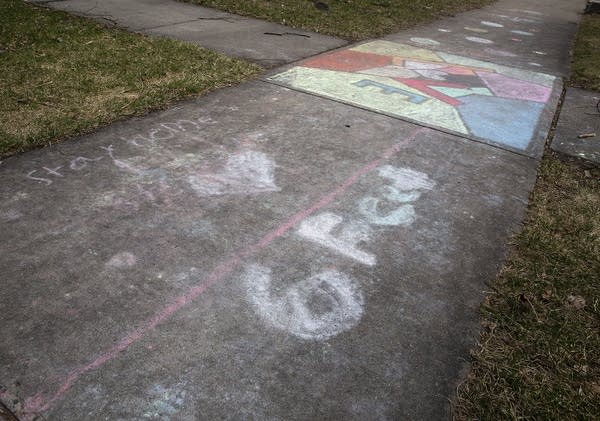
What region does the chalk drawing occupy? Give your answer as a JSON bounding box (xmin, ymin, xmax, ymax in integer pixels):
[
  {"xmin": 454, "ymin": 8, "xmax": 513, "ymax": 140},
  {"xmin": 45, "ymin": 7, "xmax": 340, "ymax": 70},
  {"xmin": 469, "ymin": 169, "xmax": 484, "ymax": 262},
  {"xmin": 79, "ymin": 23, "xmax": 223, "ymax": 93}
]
[
  {"xmin": 269, "ymin": 40, "xmax": 557, "ymax": 150},
  {"xmin": 353, "ymin": 79, "xmax": 429, "ymax": 103},
  {"xmin": 465, "ymin": 36, "xmax": 494, "ymax": 44},
  {"xmin": 518, "ymin": 9, "xmax": 543, "ymax": 16},
  {"xmin": 297, "ymin": 212, "xmax": 376, "ymax": 266},
  {"xmin": 464, "ymin": 27, "xmax": 489, "ymax": 34},
  {"xmin": 480, "ymin": 21, "xmax": 504, "ymax": 28},
  {"xmin": 105, "ymin": 252, "xmax": 137, "ymax": 269},
  {"xmin": 244, "ymin": 264, "xmax": 364, "ymax": 340},
  {"xmin": 409, "ymin": 37, "xmax": 440, "ymax": 46},
  {"xmin": 20, "ymin": 129, "xmax": 425, "ymax": 416},
  {"xmin": 188, "ymin": 150, "xmax": 279, "ymax": 197},
  {"xmin": 142, "ymin": 383, "xmax": 187, "ymax": 420},
  {"xmin": 511, "ymin": 30, "xmax": 534, "ymax": 36},
  {"xmin": 484, "ymin": 48, "xmax": 517, "ymax": 58}
]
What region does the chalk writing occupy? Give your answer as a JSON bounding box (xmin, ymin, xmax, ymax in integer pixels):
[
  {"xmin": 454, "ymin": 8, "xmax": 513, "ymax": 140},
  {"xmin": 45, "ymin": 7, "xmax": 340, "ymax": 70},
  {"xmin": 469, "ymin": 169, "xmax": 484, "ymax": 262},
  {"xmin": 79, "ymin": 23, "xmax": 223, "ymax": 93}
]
[
  {"xmin": 26, "ymin": 170, "xmax": 52, "ymax": 185},
  {"xmin": 359, "ymin": 195, "xmax": 416, "ymax": 226},
  {"xmin": 358, "ymin": 166, "xmax": 434, "ymax": 225},
  {"xmin": 298, "ymin": 212, "xmax": 376, "ymax": 266},
  {"xmin": 26, "ymin": 154, "xmax": 106, "ymax": 185},
  {"xmin": 24, "ymin": 116, "xmax": 216, "ymax": 185},
  {"xmin": 70, "ymin": 156, "xmax": 103, "ymax": 171},
  {"xmin": 244, "ymin": 264, "xmax": 364, "ymax": 340},
  {"xmin": 247, "ymin": 165, "xmax": 434, "ymax": 339}
]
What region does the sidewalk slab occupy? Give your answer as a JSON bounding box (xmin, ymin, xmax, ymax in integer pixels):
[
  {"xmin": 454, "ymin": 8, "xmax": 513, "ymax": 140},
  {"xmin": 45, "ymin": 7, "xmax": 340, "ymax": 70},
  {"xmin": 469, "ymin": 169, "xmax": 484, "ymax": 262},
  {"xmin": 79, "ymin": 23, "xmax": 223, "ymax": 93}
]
[
  {"xmin": 0, "ymin": 81, "xmax": 537, "ymax": 420},
  {"xmin": 267, "ymin": 39, "xmax": 562, "ymax": 158},
  {"xmin": 552, "ymin": 87, "xmax": 600, "ymax": 164},
  {"xmin": 34, "ymin": 0, "xmax": 346, "ymax": 67},
  {"xmin": 385, "ymin": 0, "xmax": 584, "ymax": 76}
]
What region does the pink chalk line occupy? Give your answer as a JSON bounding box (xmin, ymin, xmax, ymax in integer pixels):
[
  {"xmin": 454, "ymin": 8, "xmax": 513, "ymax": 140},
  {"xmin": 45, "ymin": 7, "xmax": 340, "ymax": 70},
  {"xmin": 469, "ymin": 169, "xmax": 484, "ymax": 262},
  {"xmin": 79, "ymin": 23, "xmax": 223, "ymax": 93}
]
[{"xmin": 22, "ymin": 128, "xmax": 425, "ymax": 418}]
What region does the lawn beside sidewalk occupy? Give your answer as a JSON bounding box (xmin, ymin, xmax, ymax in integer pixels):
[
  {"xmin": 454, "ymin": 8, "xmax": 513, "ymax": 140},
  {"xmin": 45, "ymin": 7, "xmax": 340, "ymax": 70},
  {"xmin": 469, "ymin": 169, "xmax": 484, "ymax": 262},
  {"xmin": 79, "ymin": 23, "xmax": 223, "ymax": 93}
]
[
  {"xmin": 571, "ymin": 13, "xmax": 600, "ymax": 91},
  {"xmin": 454, "ymin": 13, "xmax": 600, "ymax": 420},
  {"xmin": 0, "ymin": 0, "xmax": 260, "ymax": 158},
  {"xmin": 181, "ymin": 0, "xmax": 493, "ymax": 41}
]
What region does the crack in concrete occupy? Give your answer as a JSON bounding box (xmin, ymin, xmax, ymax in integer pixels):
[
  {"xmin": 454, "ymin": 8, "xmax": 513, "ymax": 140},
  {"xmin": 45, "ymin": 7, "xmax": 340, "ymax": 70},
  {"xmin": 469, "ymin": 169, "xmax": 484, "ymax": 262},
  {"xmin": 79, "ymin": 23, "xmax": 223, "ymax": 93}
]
[
  {"xmin": 140, "ymin": 16, "xmax": 244, "ymax": 31},
  {"xmin": 264, "ymin": 32, "xmax": 311, "ymax": 38}
]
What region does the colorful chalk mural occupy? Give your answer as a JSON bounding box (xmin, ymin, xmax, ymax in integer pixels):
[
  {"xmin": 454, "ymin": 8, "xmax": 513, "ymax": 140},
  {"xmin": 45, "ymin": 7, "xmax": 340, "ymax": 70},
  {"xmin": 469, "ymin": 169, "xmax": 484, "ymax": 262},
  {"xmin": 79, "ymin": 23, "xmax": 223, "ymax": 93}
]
[{"xmin": 269, "ymin": 41, "xmax": 557, "ymax": 151}]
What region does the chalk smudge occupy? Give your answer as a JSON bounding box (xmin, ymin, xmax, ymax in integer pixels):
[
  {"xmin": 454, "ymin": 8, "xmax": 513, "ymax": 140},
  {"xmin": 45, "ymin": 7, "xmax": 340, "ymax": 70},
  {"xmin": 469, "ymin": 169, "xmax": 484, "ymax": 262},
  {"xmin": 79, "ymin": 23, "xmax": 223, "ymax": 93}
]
[
  {"xmin": 188, "ymin": 151, "xmax": 279, "ymax": 197},
  {"xmin": 464, "ymin": 27, "xmax": 488, "ymax": 34},
  {"xmin": 409, "ymin": 37, "xmax": 440, "ymax": 46},
  {"xmin": 142, "ymin": 383, "xmax": 187, "ymax": 420},
  {"xmin": 465, "ymin": 36, "xmax": 494, "ymax": 44},
  {"xmin": 105, "ymin": 252, "xmax": 137, "ymax": 269},
  {"xmin": 484, "ymin": 48, "xmax": 517, "ymax": 58},
  {"xmin": 480, "ymin": 21, "xmax": 504, "ymax": 28}
]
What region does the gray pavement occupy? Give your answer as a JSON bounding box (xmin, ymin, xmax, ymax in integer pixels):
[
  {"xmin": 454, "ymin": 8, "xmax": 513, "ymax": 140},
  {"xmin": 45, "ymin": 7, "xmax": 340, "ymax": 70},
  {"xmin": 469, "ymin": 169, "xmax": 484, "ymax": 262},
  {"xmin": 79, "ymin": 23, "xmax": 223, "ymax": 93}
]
[
  {"xmin": 0, "ymin": 0, "xmax": 587, "ymax": 420},
  {"xmin": 552, "ymin": 87, "xmax": 600, "ymax": 164},
  {"xmin": 31, "ymin": 0, "xmax": 346, "ymax": 67},
  {"xmin": 384, "ymin": 0, "xmax": 582, "ymax": 77}
]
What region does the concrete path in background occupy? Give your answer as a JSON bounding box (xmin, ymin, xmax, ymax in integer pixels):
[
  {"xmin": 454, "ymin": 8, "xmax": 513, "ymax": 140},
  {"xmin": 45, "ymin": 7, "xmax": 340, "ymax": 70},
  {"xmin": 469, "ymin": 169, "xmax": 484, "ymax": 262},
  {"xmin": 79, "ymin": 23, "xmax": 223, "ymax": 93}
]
[
  {"xmin": 0, "ymin": 0, "xmax": 586, "ymax": 420},
  {"xmin": 29, "ymin": 0, "xmax": 346, "ymax": 67},
  {"xmin": 552, "ymin": 88, "xmax": 600, "ymax": 164}
]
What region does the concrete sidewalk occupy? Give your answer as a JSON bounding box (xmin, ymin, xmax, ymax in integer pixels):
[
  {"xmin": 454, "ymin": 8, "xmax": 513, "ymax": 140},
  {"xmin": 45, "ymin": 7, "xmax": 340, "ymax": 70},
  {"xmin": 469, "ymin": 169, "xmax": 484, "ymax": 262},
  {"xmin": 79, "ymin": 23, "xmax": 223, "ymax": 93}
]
[
  {"xmin": 29, "ymin": 0, "xmax": 346, "ymax": 67},
  {"xmin": 552, "ymin": 87, "xmax": 600, "ymax": 164},
  {"xmin": 0, "ymin": 0, "xmax": 585, "ymax": 419}
]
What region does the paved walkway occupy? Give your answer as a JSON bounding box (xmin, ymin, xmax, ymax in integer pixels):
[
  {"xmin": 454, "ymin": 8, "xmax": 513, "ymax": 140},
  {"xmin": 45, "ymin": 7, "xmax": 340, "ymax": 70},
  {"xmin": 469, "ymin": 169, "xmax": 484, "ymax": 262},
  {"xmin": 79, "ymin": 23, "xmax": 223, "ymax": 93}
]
[
  {"xmin": 552, "ymin": 87, "xmax": 600, "ymax": 164},
  {"xmin": 0, "ymin": 0, "xmax": 586, "ymax": 420},
  {"xmin": 31, "ymin": 0, "xmax": 345, "ymax": 67}
]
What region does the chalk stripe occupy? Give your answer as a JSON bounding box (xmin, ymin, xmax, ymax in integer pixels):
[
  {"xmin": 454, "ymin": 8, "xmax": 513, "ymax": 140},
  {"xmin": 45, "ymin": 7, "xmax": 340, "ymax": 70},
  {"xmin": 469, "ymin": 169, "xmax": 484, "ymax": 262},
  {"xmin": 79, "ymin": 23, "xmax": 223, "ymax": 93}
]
[{"xmin": 23, "ymin": 128, "xmax": 425, "ymax": 418}]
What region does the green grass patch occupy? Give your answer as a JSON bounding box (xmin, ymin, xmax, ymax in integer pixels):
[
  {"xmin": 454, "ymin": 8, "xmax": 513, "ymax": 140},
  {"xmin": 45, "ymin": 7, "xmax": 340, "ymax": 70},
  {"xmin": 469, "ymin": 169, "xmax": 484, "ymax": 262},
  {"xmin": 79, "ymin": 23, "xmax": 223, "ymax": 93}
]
[
  {"xmin": 182, "ymin": 0, "xmax": 493, "ymax": 41},
  {"xmin": 571, "ymin": 14, "xmax": 600, "ymax": 91},
  {"xmin": 0, "ymin": 0, "xmax": 261, "ymax": 158},
  {"xmin": 454, "ymin": 156, "xmax": 600, "ymax": 419}
]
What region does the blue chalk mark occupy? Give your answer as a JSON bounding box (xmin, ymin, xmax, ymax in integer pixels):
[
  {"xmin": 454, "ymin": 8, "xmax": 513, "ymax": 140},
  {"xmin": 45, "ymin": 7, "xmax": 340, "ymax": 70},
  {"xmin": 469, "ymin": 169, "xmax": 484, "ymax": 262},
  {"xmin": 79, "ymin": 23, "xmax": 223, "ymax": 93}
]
[
  {"xmin": 353, "ymin": 79, "xmax": 429, "ymax": 104},
  {"xmin": 457, "ymin": 95, "xmax": 545, "ymax": 150}
]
